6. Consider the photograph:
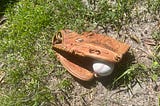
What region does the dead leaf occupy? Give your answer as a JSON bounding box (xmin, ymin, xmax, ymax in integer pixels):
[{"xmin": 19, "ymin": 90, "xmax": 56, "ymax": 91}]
[
  {"xmin": 130, "ymin": 35, "xmax": 141, "ymax": 43},
  {"xmin": 0, "ymin": 71, "xmax": 5, "ymax": 83}
]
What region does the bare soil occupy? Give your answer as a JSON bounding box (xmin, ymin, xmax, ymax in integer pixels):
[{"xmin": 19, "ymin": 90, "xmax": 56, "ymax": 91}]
[{"xmin": 49, "ymin": 3, "xmax": 160, "ymax": 106}]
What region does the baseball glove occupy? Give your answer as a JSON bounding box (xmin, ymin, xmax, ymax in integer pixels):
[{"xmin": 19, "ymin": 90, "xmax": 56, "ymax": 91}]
[{"xmin": 52, "ymin": 29, "xmax": 130, "ymax": 81}]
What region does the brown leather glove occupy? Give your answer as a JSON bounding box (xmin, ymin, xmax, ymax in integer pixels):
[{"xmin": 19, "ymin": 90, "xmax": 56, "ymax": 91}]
[{"xmin": 52, "ymin": 30, "xmax": 130, "ymax": 81}]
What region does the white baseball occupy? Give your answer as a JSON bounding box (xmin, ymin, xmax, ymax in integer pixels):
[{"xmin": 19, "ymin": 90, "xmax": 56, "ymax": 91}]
[{"xmin": 92, "ymin": 61, "xmax": 114, "ymax": 76}]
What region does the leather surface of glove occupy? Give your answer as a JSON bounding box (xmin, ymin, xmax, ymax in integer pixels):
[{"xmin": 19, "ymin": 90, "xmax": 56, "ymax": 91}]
[{"xmin": 52, "ymin": 29, "xmax": 130, "ymax": 81}]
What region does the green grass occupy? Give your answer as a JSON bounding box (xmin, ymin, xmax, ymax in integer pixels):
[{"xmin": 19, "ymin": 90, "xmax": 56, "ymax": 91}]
[
  {"xmin": 150, "ymin": 30, "xmax": 160, "ymax": 81},
  {"xmin": 0, "ymin": 0, "xmax": 55, "ymax": 105},
  {"xmin": 0, "ymin": 0, "xmax": 160, "ymax": 105},
  {"xmin": 113, "ymin": 28, "xmax": 160, "ymax": 88},
  {"xmin": 95, "ymin": 0, "xmax": 138, "ymax": 31},
  {"xmin": 147, "ymin": 0, "xmax": 160, "ymax": 14}
]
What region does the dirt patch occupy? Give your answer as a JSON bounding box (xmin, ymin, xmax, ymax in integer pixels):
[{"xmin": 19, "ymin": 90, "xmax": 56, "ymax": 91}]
[{"xmin": 49, "ymin": 2, "xmax": 160, "ymax": 105}]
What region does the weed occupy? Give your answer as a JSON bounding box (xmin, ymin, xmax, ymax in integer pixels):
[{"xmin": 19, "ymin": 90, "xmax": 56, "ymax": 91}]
[
  {"xmin": 58, "ymin": 79, "xmax": 73, "ymax": 91},
  {"xmin": 48, "ymin": 0, "xmax": 91, "ymax": 32},
  {"xmin": 150, "ymin": 30, "xmax": 160, "ymax": 81},
  {"xmin": 113, "ymin": 28, "xmax": 160, "ymax": 88},
  {"xmin": 150, "ymin": 61, "xmax": 160, "ymax": 81},
  {"xmin": 159, "ymin": 95, "xmax": 160, "ymax": 106},
  {"xmin": 95, "ymin": 0, "xmax": 138, "ymax": 32},
  {"xmin": 147, "ymin": 0, "xmax": 160, "ymax": 14},
  {"xmin": 113, "ymin": 63, "xmax": 147, "ymax": 86},
  {"xmin": 152, "ymin": 31, "xmax": 160, "ymax": 42}
]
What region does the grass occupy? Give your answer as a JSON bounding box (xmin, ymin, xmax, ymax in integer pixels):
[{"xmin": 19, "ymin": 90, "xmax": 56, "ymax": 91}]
[
  {"xmin": 94, "ymin": 0, "xmax": 138, "ymax": 31},
  {"xmin": 0, "ymin": 0, "xmax": 55, "ymax": 105},
  {"xmin": 150, "ymin": 30, "xmax": 160, "ymax": 81},
  {"xmin": 113, "ymin": 29, "xmax": 160, "ymax": 88},
  {"xmin": 0, "ymin": 0, "xmax": 159, "ymax": 105},
  {"xmin": 147, "ymin": 0, "xmax": 160, "ymax": 14}
]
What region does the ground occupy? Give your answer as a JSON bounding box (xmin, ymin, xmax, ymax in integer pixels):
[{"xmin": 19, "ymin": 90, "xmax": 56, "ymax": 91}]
[
  {"xmin": 0, "ymin": 0, "xmax": 160, "ymax": 106},
  {"xmin": 48, "ymin": 13, "xmax": 160, "ymax": 106}
]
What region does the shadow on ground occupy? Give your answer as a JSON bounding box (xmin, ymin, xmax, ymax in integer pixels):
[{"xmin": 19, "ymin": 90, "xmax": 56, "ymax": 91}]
[
  {"xmin": 74, "ymin": 52, "xmax": 136, "ymax": 89},
  {"xmin": 73, "ymin": 77, "xmax": 97, "ymax": 89},
  {"xmin": 98, "ymin": 52, "xmax": 135, "ymax": 88},
  {"xmin": 0, "ymin": 0, "xmax": 19, "ymax": 26},
  {"xmin": 0, "ymin": 0, "xmax": 18, "ymax": 24},
  {"xmin": 0, "ymin": 0, "xmax": 18, "ymax": 16}
]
